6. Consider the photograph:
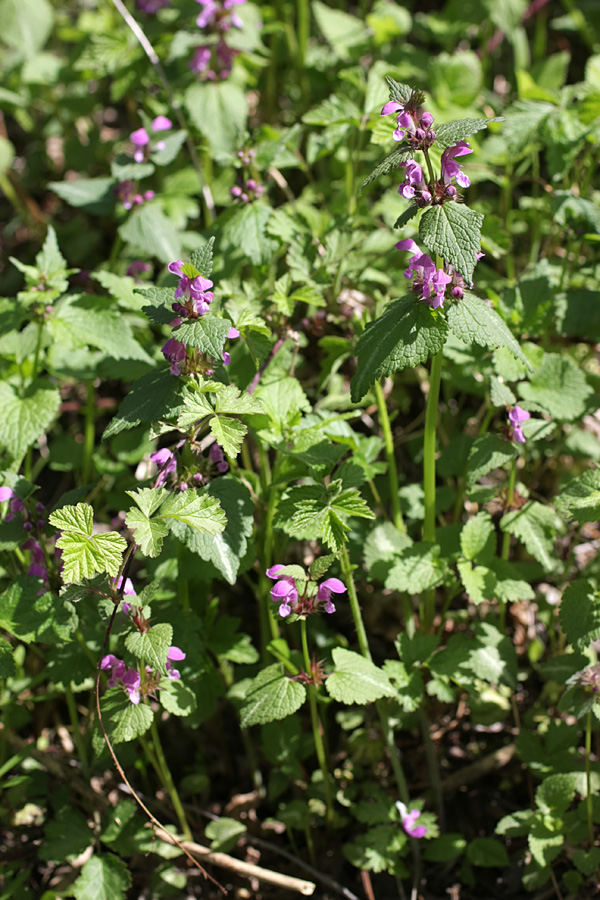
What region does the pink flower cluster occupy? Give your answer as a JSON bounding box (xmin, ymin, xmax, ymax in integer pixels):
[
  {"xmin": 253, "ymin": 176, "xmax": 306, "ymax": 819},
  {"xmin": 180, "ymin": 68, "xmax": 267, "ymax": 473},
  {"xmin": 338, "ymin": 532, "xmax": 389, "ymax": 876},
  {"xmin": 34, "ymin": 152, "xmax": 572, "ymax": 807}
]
[
  {"xmin": 230, "ymin": 178, "xmax": 265, "ymax": 203},
  {"xmin": 130, "ymin": 116, "xmax": 173, "ymax": 163},
  {"xmin": 381, "ymin": 100, "xmax": 436, "ymax": 149},
  {"xmin": 115, "ymin": 180, "xmax": 155, "ymax": 211},
  {"xmin": 161, "ymin": 259, "xmax": 239, "ymax": 377},
  {"xmin": 396, "ymin": 239, "xmax": 477, "ymax": 309},
  {"xmin": 266, "ymin": 565, "xmax": 347, "ymax": 618},
  {"xmin": 148, "ymin": 441, "xmax": 229, "ymax": 492},
  {"xmin": 190, "ymin": 0, "xmax": 247, "ymax": 80},
  {"xmin": 0, "ymin": 487, "xmax": 55, "ymax": 589},
  {"xmin": 100, "ymin": 646, "xmax": 185, "ymax": 705}
]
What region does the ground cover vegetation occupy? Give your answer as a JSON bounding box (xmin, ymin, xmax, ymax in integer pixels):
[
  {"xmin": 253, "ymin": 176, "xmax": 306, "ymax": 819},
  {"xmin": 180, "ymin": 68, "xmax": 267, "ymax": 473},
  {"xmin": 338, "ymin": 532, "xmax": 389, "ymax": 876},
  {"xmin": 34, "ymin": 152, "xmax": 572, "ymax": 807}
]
[{"xmin": 1, "ymin": 0, "xmax": 600, "ymax": 897}]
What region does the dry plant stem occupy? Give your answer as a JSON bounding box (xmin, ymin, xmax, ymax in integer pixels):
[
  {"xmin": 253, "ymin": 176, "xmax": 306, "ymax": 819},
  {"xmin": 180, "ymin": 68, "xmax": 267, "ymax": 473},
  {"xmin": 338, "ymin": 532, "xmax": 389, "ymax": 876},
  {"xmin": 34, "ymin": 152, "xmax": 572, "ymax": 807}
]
[
  {"xmin": 161, "ymin": 833, "xmax": 316, "ymax": 896},
  {"xmin": 94, "ymin": 551, "xmax": 222, "ymax": 891},
  {"xmin": 248, "ymin": 834, "xmax": 360, "ymax": 900},
  {"xmin": 374, "ymin": 379, "xmax": 406, "ymax": 533},
  {"xmin": 110, "ymin": 0, "xmax": 215, "ymax": 221}
]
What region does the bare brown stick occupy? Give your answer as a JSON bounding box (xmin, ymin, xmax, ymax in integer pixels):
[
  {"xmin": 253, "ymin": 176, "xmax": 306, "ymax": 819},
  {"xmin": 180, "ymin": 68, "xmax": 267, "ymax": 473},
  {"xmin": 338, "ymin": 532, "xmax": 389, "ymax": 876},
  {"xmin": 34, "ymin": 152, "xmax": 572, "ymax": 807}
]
[
  {"xmin": 159, "ymin": 832, "xmax": 316, "ymax": 896},
  {"xmin": 94, "ymin": 552, "xmax": 224, "ymax": 892},
  {"xmin": 440, "ymin": 742, "xmax": 516, "ymax": 794},
  {"xmin": 110, "ymin": 0, "xmax": 215, "ymax": 221}
]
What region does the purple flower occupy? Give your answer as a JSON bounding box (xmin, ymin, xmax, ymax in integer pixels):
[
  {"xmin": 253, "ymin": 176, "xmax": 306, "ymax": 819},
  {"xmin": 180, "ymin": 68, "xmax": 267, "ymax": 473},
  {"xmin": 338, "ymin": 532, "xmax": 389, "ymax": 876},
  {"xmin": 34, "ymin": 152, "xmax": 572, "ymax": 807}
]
[
  {"xmin": 0, "ymin": 486, "xmax": 14, "ymax": 502},
  {"xmin": 441, "ymin": 141, "xmax": 472, "ymax": 190},
  {"xmin": 101, "ymin": 655, "xmax": 141, "ymax": 704},
  {"xmin": 398, "ymin": 158, "xmax": 428, "ymax": 201},
  {"xmin": 152, "ymin": 116, "xmax": 172, "ymax": 133},
  {"xmin": 396, "ymin": 802, "xmax": 428, "ymax": 839},
  {"xmin": 380, "ymin": 99, "xmax": 406, "ymax": 117},
  {"xmin": 316, "ymin": 577, "xmax": 346, "ymax": 614},
  {"xmin": 168, "ymin": 261, "xmax": 214, "ymax": 317},
  {"xmin": 209, "ymin": 442, "xmax": 229, "ymax": 473},
  {"xmin": 396, "ymin": 239, "xmax": 452, "ymax": 309},
  {"xmin": 266, "ymin": 564, "xmax": 299, "ymax": 618},
  {"xmin": 166, "ymin": 645, "xmax": 185, "ymax": 680},
  {"xmin": 126, "ymin": 260, "xmax": 151, "ymax": 282},
  {"xmin": 508, "ymin": 406, "xmax": 530, "ymax": 444},
  {"xmin": 190, "ymin": 45, "xmax": 213, "ymax": 76},
  {"xmin": 150, "ymin": 447, "xmax": 178, "ymax": 487},
  {"xmin": 130, "ymin": 128, "xmax": 150, "ymax": 163},
  {"xmin": 162, "ymin": 338, "xmax": 187, "ymax": 376},
  {"xmin": 222, "ymin": 326, "xmax": 240, "ymax": 366},
  {"xmin": 196, "ymin": 0, "xmax": 217, "ymax": 27}
]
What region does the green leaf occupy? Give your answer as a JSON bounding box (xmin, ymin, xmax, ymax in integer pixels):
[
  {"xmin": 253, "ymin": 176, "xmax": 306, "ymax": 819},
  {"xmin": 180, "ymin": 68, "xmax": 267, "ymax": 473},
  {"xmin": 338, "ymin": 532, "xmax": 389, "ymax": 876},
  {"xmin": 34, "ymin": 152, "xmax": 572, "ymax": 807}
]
[
  {"xmin": 190, "ymin": 237, "xmax": 215, "ymax": 279},
  {"xmin": 500, "ymin": 501, "xmax": 564, "ymax": 571},
  {"xmin": 0, "ymin": 637, "xmax": 15, "ymax": 677},
  {"xmin": 573, "ymin": 847, "xmax": 600, "ymax": 877},
  {"xmin": 536, "ymin": 774, "xmax": 576, "ymax": 815},
  {"xmin": 49, "ymin": 503, "xmax": 127, "ymax": 583},
  {"xmin": 240, "ymin": 664, "xmax": 306, "ymax": 727},
  {"xmin": 302, "ymin": 94, "xmax": 362, "ymax": 126},
  {"xmin": 385, "ymin": 542, "xmax": 446, "ymax": 593},
  {"xmin": 185, "ymin": 81, "xmax": 248, "ymax": 154},
  {"xmin": 309, "ymin": 555, "xmax": 337, "ymax": 580},
  {"xmin": 49, "ymin": 177, "xmax": 116, "ymax": 214},
  {"xmin": 101, "ymin": 688, "xmax": 154, "ymax": 744},
  {"xmin": 169, "ymin": 477, "xmax": 253, "ymax": 584},
  {"xmin": 461, "ymin": 511, "xmax": 495, "ymax": 561},
  {"xmin": 0, "ymin": 379, "xmax": 60, "ymax": 461},
  {"xmin": 160, "ymin": 680, "xmax": 197, "ymax": 717},
  {"xmin": 344, "ymin": 824, "xmax": 408, "ymax": 874},
  {"xmin": 312, "ymin": 1, "xmax": 367, "ymax": 58},
  {"xmin": 151, "ymin": 129, "xmax": 187, "ymax": 166},
  {"xmin": 40, "ymin": 809, "xmax": 93, "ymax": 863},
  {"xmin": 457, "ymin": 561, "xmax": 498, "ymax": 605},
  {"xmin": 71, "ymin": 855, "xmax": 131, "ymax": 900},
  {"xmin": 0, "ymin": 577, "xmax": 77, "ymax": 644},
  {"xmin": 173, "ymin": 316, "xmax": 232, "ymax": 359},
  {"xmin": 434, "ymin": 117, "xmax": 503, "ymax": 150},
  {"xmin": 277, "ymin": 483, "xmax": 374, "ymax": 554},
  {"xmin": 48, "ymin": 295, "xmax": 151, "ymax": 362},
  {"xmin": 119, "ymin": 204, "xmax": 182, "ymax": 264},
  {"xmin": 177, "ymin": 387, "xmax": 214, "ymax": 430},
  {"xmin": 394, "ymin": 205, "xmax": 420, "ymax": 229},
  {"xmin": 125, "ymin": 623, "xmax": 172, "ymax": 672},
  {"xmin": 419, "ymin": 203, "xmax": 484, "ymax": 283},
  {"xmin": 528, "ymin": 822, "xmax": 563, "ymax": 868},
  {"xmin": 213, "ymin": 383, "xmax": 264, "ymax": 415},
  {"xmin": 222, "ymin": 202, "xmax": 274, "ymax": 266},
  {"xmin": 103, "ymin": 368, "xmax": 185, "ymax": 439},
  {"xmin": 160, "ymin": 490, "xmax": 226, "ymax": 534},
  {"xmin": 559, "ymin": 580, "xmax": 600, "ymax": 650},
  {"xmin": 0, "ymin": 0, "xmax": 53, "ymax": 56},
  {"xmin": 209, "ymin": 416, "xmax": 247, "ymax": 459},
  {"xmin": 360, "ymin": 144, "xmax": 411, "ymax": 191},
  {"xmin": 125, "ymin": 507, "xmax": 168, "ymax": 558},
  {"xmin": 466, "ymin": 434, "xmax": 516, "ymax": 489},
  {"xmin": 205, "ymin": 818, "xmax": 247, "ymax": 853},
  {"xmin": 423, "ymin": 833, "xmax": 467, "ymax": 862},
  {"xmin": 351, "ymin": 296, "xmax": 448, "ymax": 402},
  {"xmin": 466, "ymin": 837, "xmax": 510, "ymax": 868},
  {"xmin": 326, "ymin": 648, "xmax": 395, "ymax": 705},
  {"xmin": 490, "ymin": 376, "xmax": 516, "ymax": 407},
  {"xmin": 447, "ymin": 294, "xmax": 530, "ymax": 368},
  {"xmin": 554, "ymin": 470, "xmax": 600, "ymax": 524},
  {"xmin": 517, "ymin": 353, "xmax": 593, "ymax": 422}
]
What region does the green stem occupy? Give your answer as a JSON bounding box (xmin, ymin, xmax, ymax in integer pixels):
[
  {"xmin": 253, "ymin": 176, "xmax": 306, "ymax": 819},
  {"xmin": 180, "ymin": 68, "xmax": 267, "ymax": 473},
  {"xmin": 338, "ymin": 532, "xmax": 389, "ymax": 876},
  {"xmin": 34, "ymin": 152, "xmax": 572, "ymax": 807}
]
[
  {"xmin": 374, "ymin": 380, "xmax": 406, "ymax": 534},
  {"xmin": 300, "ymin": 618, "xmax": 334, "ymax": 827},
  {"xmin": 82, "ymin": 381, "xmax": 95, "ymax": 486},
  {"xmin": 422, "ymin": 147, "xmax": 436, "ymax": 188},
  {"xmin": 586, "ymin": 710, "xmax": 594, "ymax": 846},
  {"xmin": 423, "ymin": 350, "xmax": 443, "ymax": 546},
  {"xmin": 340, "ymin": 545, "xmax": 371, "ymax": 660},
  {"xmin": 177, "ymin": 542, "xmax": 190, "ymax": 613},
  {"xmin": 150, "ymin": 719, "xmax": 193, "ymax": 840},
  {"xmin": 501, "ymin": 458, "xmax": 517, "ymax": 562},
  {"xmin": 24, "ymin": 320, "xmax": 45, "ymax": 480},
  {"xmin": 419, "ymin": 707, "xmax": 444, "ymax": 828}
]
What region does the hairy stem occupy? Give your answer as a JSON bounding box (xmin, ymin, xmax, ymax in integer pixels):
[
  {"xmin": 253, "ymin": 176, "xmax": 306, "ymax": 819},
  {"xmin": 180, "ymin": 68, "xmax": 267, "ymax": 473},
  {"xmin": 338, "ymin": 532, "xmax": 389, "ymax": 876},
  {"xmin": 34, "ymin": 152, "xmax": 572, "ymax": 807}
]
[
  {"xmin": 300, "ymin": 618, "xmax": 334, "ymax": 827},
  {"xmin": 375, "ymin": 380, "xmax": 406, "ymax": 534},
  {"xmin": 150, "ymin": 718, "xmax": 193, "ymax": 841},
  {"xmin": 422, "ymin": 350, "xmax": 443, "ymax": 633}
]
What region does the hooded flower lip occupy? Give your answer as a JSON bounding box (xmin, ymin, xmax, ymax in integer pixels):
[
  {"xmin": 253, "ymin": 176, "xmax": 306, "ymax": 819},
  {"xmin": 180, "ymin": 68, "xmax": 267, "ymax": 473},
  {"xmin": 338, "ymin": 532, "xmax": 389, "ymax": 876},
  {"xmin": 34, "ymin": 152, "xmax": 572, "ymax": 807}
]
[
  {"xmin": 266, "ymin": 565, "xmax": 299, "ymax": 617},
  {"xmin": 441, "ymin": 141, "xmax": 472, "ymax": 190},
  {"xmin": 166, "ymin": 645, "xmax": 185, "ymax": 680},
  {"xmin": 150, "ymin": 447, "xmax": 177, "ymax": 486},
  {"xmin": 316, "ymin": 577, "xmax": 346, "ymax": 614},
  {"xmin": 396, "ymin": 801, "xmax": 428, "ymax": 839},
  {"xmin": 100, "ymin": 655, "xmax": 141, "ymax": 704},
  {"xmin": 508, "ymin": 405, "xmax": 530, "ymax": 444},
  {"xmin": 395, "ymin": 239, "xmax": 452, "ymax": 309}
]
